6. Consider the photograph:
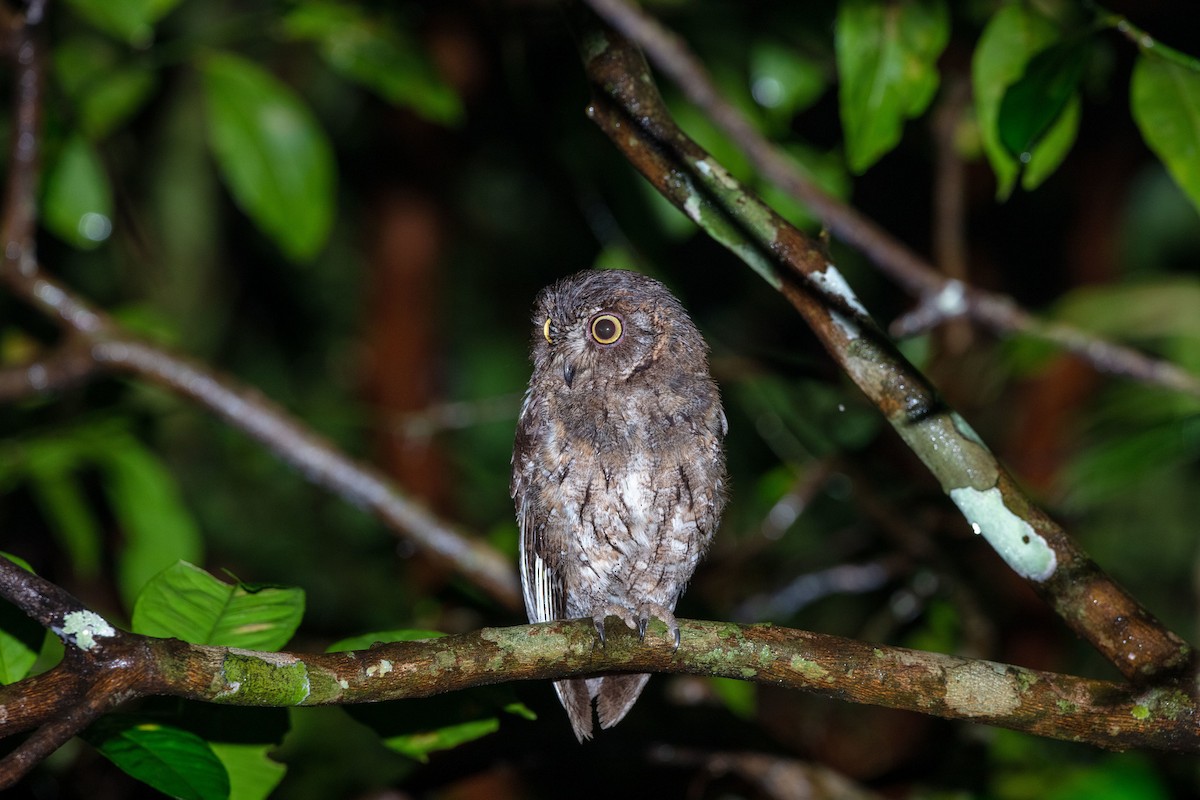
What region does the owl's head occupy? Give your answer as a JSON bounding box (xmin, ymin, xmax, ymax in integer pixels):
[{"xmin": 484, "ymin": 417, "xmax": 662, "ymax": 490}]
[{"xmin": 530, "ymin": 269, "xmax": 708, "ymax": 391}]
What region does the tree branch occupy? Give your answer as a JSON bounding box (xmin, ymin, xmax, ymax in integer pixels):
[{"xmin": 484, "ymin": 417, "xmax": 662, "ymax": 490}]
[
  {"xmin": 0, "ymin": 551, "xmax": 1194, "ymax": 791},
  {"xmin": 568, "ymin": 3, "xmax": 1195, "ymax": 684},
  {"xmin": 579, "ymin": 0, "xmax": 1200, "ymax": 399}
]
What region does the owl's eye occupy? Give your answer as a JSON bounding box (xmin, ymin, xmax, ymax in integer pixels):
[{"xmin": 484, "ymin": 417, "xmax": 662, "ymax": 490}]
[
  {"xmin": 543, "ymin": 318, "xmax": 553, "ymax": 344},
  {"xmin": 590, "ymin": 313, "xmax": 623, "ymax": 345}
]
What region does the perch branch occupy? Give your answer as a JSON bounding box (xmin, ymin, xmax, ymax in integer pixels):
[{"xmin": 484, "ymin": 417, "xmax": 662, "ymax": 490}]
[
  {"xmin": 0, "ymin": 554, "xmax": 1194, "ymax": 790},
  {"xmin": 569, "ymin": 4, "xmax": 1194, "ymax": 683},
  {"xmin": 580, "ymin": 0, "xmax": 1200, "ymax": 399}
]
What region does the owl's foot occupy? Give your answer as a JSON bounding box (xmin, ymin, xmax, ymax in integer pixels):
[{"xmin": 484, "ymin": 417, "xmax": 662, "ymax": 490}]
[
  {"xmin": 591, "ymin": 604, "xmax": 640, "ymax": 647},
  {"xmin": 636, "ymin": 603, "xmax": 681, "ymax": 650}
]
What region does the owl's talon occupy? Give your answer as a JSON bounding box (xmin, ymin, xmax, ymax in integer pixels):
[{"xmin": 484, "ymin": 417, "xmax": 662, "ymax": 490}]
[
  {"xmin": 592, "ymin": 616, "xmax": 607, "ymax": 647},
  {"xmin": 637, "ymin": 617, "xmax": 648, "ymax": 641}
]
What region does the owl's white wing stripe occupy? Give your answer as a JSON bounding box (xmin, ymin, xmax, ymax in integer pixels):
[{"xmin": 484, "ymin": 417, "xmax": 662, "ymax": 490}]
[{"xmin": 517, "ymin": 494, "xmax": 562, "ymax": 623}]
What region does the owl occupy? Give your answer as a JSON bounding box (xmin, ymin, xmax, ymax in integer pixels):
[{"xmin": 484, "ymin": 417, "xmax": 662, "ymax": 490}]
[{"xmin": 511, "ymin": 269, "xmax": 727, "ymax": 740}]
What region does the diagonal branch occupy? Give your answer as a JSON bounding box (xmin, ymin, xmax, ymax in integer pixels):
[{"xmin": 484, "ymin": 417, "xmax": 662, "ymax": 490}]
[
  {"xmin": 568, "ymin": 3, "xmax": 1194, "ymax": 683},
  {"xmin": 581, "ymin": 0, "xmax": 1200, "ymax": 399}
]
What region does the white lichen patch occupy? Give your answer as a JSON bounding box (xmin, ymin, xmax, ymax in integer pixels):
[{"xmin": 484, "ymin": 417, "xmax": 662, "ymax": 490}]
[
  {"xmin": 58, "ymin": 610, "xmax": 116, "ymax": 651},
  {"xmin": 945, "ymin": 661, "xmax": 1020, "ymax": 717},
  {"xmin": 366, "ymin": 659, "xmax": 394, "ymax": 678},
  {"xmin": 338, "ymin": 678, "xmax": 349, "ymax": 689},
  {"xmin": 932, "ymin": 279, "xmax": 968, "ymax": 315},
  {"xmin": 216, "ymin": 681, "xmax": 242, "ymax": 699},
  {"xmin": 811, "ymin": 265, "xmax": 869, "ymax": 339},
  {"xmin": 950, "ymin": 486, "xmax": 1056, "ymax": 581}
]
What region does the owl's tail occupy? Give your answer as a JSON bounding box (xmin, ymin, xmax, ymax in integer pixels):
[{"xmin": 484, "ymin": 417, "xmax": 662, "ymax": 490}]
[
  {"xmin": 553, "ymin": 678, "xmax": 595, "ymax": 741},
  {"xmin": 552, "ymin": 673, "xmax": 652, "ymax": 742}
]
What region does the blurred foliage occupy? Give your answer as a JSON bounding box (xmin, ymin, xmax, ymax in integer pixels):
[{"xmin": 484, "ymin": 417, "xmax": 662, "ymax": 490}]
[{"xmin": 1, "ymin": 0, "xmax": 1198, "ymax": 797}]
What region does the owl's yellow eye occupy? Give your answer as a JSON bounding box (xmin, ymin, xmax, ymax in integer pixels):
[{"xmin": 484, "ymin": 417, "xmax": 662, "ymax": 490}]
[
  {"xmin": 543, "ymin": 318, "xmax": 553, "ymax": 344},
  {"xmin": 590, "ymin": 313, "xmax": 623, "ymax": 345}
]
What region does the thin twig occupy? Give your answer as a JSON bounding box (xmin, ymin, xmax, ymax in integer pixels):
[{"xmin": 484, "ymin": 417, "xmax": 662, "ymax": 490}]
[{"xmin": 581, "ymin": 0, "xmax": 1200, "ymax": 399}]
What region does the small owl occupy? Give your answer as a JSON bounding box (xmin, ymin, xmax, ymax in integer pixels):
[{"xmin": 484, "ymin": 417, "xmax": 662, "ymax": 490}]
[{"xmin": 511, "ymin": 269, "xmax": 727, "ymax": 740}]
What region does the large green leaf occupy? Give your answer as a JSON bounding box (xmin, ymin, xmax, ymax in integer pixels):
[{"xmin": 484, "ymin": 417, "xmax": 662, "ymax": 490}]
[
  {"xmin": 85, "ymin": 717, "xmax": 230, "ymax": 800},
  {"xmin": 100, "ymin": 443, "xmax": 204, "ymax": 609},
  {"xmin": 42, "ymin": 134, "xmax": 114, "ymax": 250},
  {"xmin": 1132, "ymin": 51, "xmax": 1200, "ymax": 217},
  {"xmin": 283, "ymin": 1, "xmax": 462, "ymax": 125},
  {"xmin": 0, "ymin": 554, "xmax": 46, "ymax": 685},
  {"xmin": 132, "ymin": 561, "xmax": 304, "ymax": 651},
  {"xmin": 836, "ymin": 0, "xmax": 949, "ymax": 173},
  {"xmin": 973, "ymin": 5, "xmax": 1080, "ymax": 197},
  {"xmin": 201, "ymin": 52, "xmax": 336, "ymax": 261},
  {"xmin": 62, "ymin": 0, "xmax": 182, "ymax": 45}
]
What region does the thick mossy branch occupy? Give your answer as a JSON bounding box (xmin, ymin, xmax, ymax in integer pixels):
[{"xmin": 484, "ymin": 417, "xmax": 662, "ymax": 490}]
[
  {"xmin": 570, "ymin": 4, "xmax": 1195, "ymax": 685},
  {"xmin": 3, "ymin": 619, "xmax": 1196, "ymax": 756}
]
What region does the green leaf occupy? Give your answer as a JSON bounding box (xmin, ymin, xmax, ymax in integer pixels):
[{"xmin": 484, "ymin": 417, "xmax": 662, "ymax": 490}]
[
  {"xmin": 998, "ymin": 37, "xmax": 1090, "ymax": 159},
  {"xmin": 99, "ymin": 443, "xmax": 204, "ymax": 609},
  {"xmin": 85, "ymin": 717, "xmax": 230, "ymax": 800},
  {"xmin": 24, "ymin": 442, "xmax": 103, "ymax": 578},
  {"xmin": 209, "ymin": 742, "xmax": 287, "ymax": 800},
  {"xmin": 1131, "ymin": 51, "xmax": 1200, "ymax": 217},
  {"xmin": 749, "ymin": 41, "xmax": 828, "ymax": 127},
  {"xmin": 201, "ymin": 52, "xmax": 336, "ymax": 261},
  {"xmin": 283, "ymin": 1, "xmax": 462, "ymax": 125},
  {"xmin": 973, "ymin": 5, "xmax": 1080, "ymax": 197},
  {"xmin": 383, "ymin": 717, "xmax": 499, "ymax": 763},
  {"xmin": 0, "ymin": 554, "xmax": 46, "ymax": 685},
  {"xmin": 54, "ymin": 37, "xmax": 158, "ymax": 139},
  {"xmin": 1053, "ymin": 277, "xmax": 1200, "ymax": 341},
  {"xmin": 62, "ymin": 0, "xmax": 182, "ymax": 46},
  {"xmin": 1064, "ymin": 416, "xmax": 1200, "ymax": 508},
  {"xmin": 132, "ymin": 561, "xmax": 304, "ymax": 650},
  {"xmin": 836, "ymin": 0, "xmax": 950, "ymax": 173},
  {"xmin": 42, "ymin": 134, "xmax": 114, "ymax": 250},
  {"xmin": 80, "ymin": 67, "xmax": 158, "ymax": 140},
  {"xmin": 1019, "ymin": 95, "xmax": 1079, "ymax": 191},
  {"xmin": 708, "ymin": 676, "xmax": 756, "ymax": 719},
  {"xmin": 326, "ymin": 629, "xmax": 446, "ymax": 653}
]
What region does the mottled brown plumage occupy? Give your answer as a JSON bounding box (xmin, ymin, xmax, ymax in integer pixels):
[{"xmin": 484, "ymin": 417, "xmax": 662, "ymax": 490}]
[{"xmin": 511, "ymin": 269, "xmax": 727, "ymax": 740}]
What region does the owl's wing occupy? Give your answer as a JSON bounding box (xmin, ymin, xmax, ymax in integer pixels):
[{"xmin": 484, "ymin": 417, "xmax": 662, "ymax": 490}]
[{"xmin": 511, "ymin": 390, "xmax": 565, "ymax": 624}]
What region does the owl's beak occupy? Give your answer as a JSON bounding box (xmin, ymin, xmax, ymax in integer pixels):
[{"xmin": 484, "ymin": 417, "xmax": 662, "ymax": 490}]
[{"xmin": 562, "ymin": 361, "xmax": 577, "ymax": 388}]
